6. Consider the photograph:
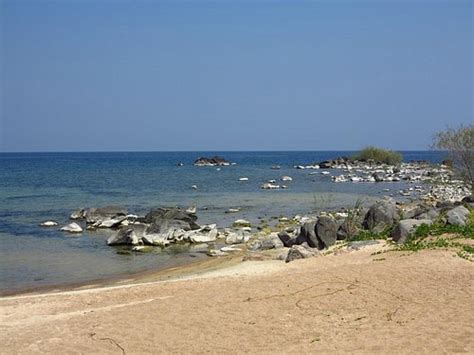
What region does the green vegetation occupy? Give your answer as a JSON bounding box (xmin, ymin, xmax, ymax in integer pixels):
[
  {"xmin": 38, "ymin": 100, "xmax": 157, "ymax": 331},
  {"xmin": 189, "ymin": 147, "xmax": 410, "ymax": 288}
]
[
  {"xmin": 432, "ymin": 124, "xmax": 474, "ymax": 191},
  {"xmin": 352, "ymin": 146, "xmax": 402, "ymax": 165}
]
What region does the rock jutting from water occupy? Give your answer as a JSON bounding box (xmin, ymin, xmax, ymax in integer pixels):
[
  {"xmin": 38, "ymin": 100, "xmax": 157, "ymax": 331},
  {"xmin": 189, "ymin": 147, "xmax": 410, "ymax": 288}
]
[{"xmin": 194, "ymin": 156, "xmax": 231, "ymax": 166}]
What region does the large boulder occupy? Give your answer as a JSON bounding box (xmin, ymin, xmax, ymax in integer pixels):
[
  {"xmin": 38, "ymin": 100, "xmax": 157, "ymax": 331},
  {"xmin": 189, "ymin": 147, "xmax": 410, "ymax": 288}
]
[
  {"xmin": 391, "ymin": 219, "xmax": 433, "ymax": 244},
  {"xmin": 315, "ymin": 216, "xmax": 337, "ymax": 249},
  {"xmin": 140, "ymin": 207, "xmax": 199, "ymax": 230},
  {"xmin": 363, "ymin": 200, "xmax": 398, "ymax": 231},
  {"xmin": 446, "ymin": 205, "xmax": 470, "ymax": 226},
  {"xmin": 299, "ymin": 221, "xmax": 318, "ymax": 248}
]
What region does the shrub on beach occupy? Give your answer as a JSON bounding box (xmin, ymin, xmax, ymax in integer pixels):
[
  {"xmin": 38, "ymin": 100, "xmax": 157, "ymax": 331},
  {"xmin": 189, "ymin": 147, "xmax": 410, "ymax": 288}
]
[{"xmin": 352, "ymin": 146, "xmax": 402, "ymax": 165}]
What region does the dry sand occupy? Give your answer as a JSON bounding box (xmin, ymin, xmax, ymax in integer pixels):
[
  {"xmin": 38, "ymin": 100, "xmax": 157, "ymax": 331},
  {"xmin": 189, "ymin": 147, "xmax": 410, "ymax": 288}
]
[{"xmin": 1, "ymin": 244, "xmax": 473, "ymax": 354}]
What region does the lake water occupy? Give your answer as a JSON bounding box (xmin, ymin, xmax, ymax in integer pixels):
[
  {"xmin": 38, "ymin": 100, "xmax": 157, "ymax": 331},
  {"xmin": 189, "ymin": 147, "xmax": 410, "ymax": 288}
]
[{"xmin": 0, "ymin": 151, "xmax": 445, "ymax": 292}]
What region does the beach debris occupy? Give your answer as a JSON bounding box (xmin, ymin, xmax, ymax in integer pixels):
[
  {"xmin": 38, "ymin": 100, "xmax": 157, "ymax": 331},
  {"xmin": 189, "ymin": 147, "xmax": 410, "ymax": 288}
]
[
  {"xmin": 39, "ymin": 220, "xmax": 58, "ymax": 227},
  {"xmin": 60, "ymin": 222, "xmax": 83, "ymax": 233}
]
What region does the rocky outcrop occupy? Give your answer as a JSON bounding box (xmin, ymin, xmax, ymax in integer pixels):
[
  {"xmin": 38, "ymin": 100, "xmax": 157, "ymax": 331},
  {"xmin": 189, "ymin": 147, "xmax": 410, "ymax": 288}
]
[
  {"xmin": 107, "ymin": 228, "xmax": 141, "ymax": 245},
  {"xmin": 140, "ymin": 207, "xmax": 199, "ymax": 230}
]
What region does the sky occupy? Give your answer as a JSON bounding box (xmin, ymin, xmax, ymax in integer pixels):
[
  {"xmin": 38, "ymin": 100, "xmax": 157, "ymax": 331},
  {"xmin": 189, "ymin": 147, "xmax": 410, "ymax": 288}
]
[{"xmin": 0, "ymin": 0, "xmax": 472, "ymax": 152}]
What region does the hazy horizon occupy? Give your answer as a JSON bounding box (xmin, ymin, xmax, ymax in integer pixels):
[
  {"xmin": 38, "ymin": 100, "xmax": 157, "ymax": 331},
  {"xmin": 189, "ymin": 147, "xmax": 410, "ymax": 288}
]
[{"xmin": 1, "ymin": 0, "xmax": 472, "ymax": 152}]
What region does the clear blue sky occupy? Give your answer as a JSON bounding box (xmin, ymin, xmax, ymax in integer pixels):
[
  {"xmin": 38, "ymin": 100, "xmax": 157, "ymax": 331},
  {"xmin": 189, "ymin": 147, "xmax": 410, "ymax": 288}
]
[{"xmin": 1, "ymin": 0, "xmax": 472, "ymax": 152}]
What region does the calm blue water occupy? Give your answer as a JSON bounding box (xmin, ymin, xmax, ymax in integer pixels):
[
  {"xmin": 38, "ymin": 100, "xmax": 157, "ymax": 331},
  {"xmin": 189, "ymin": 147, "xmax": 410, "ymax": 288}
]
[{"xmin": 0, "ymin": 151, "xmax": 444, "ymax": 292}]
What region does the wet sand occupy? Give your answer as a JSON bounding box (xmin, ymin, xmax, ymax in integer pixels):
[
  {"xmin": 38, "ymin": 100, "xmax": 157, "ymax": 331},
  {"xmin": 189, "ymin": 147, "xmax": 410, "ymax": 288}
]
[{"xmin": 1, "ymin": 244, "xmax": 473, "ymax": 353}]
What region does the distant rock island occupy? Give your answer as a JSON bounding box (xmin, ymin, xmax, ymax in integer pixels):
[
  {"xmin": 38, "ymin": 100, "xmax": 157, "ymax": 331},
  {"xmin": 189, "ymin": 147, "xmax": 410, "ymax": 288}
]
[{"xmin": 194, "ymin": 156, "xmax": 231, "ymax": 166}]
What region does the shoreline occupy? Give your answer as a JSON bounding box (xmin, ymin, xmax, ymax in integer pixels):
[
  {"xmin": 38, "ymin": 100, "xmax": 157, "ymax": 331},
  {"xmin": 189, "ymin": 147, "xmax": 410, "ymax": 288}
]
[{"xmin": 2, "ymin": 244, "xmax": 473, "ymax": 353}]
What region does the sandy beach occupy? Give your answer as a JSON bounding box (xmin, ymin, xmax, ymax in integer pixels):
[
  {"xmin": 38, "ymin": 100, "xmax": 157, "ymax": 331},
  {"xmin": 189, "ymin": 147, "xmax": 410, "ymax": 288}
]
[{"xmin": 1, "ymin": 244, "xmax": 473, "ymax": 354}]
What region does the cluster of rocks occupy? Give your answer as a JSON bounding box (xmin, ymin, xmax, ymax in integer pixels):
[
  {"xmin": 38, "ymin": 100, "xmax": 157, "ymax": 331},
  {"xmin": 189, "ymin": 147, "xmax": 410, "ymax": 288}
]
[{"xmin": 194, "ymin": 156, "xmax": 232, "ymax": 167}]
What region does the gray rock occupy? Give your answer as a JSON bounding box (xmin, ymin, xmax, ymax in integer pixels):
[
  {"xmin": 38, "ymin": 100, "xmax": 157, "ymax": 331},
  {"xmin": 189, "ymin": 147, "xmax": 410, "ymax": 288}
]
[
  {"xmin": 39, "ymin": 220, "xmax": 59, "ymax": 227},
  {"xmin": 60, "ymin": 222, "xmax": 83, "ymax": 233},
  {"xmin": 391, "ymin": 219, "xmax": 433, "ymax": 244},
  {"xmin": 70, "ymin": 209, "xmax": 87, "ymax": 220},
  {"xmin": 186, "ymin": 226, "xmax": 219, "ymax": 243},
  {"xmin": 315, "ymin": 216, "xmax": 337, "ymax": 249},
  {"xmin": 107, "ymin": 227, "xmax": 141, "ymax": 245},
  {"xmin": 140, "ymin": 207, "xmax": 200, "ymax": 230},
  {"xmin": 85, "ymin": 205, "xmax": 128, "ymax": 224},
  {"xmin": 299, "ymin": 221, "xmax": 319, "ymax": 248},
  {"xmin": 446, "ymin": 205, "xmax": 470, "ymax": 226},
  {"xmin": 336, "ymin": 219, "xmax": 359, "ymax": 240},
  {"xmin": 285, "ymin": 245, "xmax": 317, "ymax": 263},
  {"xmin": 226, "ymin": 230, "xmax": 251, "ymax": 244},
  {"xmin": 416, "ymin": 208, "xmax": 440, "ymax": 221},
  {"xmin": 363, "ymin": 200, "xmax": 398, "ymax": 230}
]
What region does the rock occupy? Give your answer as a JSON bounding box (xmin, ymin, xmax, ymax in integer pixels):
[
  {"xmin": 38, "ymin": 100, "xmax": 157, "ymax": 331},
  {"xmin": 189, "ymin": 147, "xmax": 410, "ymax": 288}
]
[
  {"xmin": 372, "ymin": 172, "xmax": 385, "ymax": 182},
  {"xmin": 299, "ymin": 221, "xmax": 319, "ymax": 248},
  {"xmin": 249, "ymin": 233, "xmax": 283, "ymax": 251},
  {"xmin": 60, "ymin": 222, "xmax": 83, "ymax": 233},
  {"xmin": 462, "ymin": 195, "xmax": 474, "ymax": 203},
  {"xmin": 239, "ymin": 177, "xmax": 249, "ymax": 181},
  {"xmin": 278, "ymin": 231, "xmax": 296, "ymax": 247},
  {"xmin": 337, "ymin": 219, "xmax": 359, "ymax": 240},
  {"xmin": 84, "ymin": 205, "xmax": 128, "ymax": 224},
  {"xmin": 207, "ymin": 249, "xmax": 229, "ymax": 257},
  {"xmin": 70, "ymin": 209, "xmax": 86, "ymax": 220},
  {"xmin": 107, "ymin": 228, "xmax": 141, "ymax": 245},
  {"xmin": 391, "ymin": 219, "xmax": 433, "ymax": 244},
  {"xmin": 39, "ymin": 220, "xmax": 58, "ymax": 227},
  {"xmin": 132, "ymin": 246, "xmax": 154, "ymax": 253},
  {"xmin": 261, "ymin": 183, "xmax": 280, "ymax": 189},
  {"xmin": 142, "ymin": 233, "xmax": 171, "ymax": 247},
  {"xmin": 226, "ymin": 230, "xmax": 251, "ymax": 244},
  {"xmin": 363, "ymin": 200, "xmax": 398, "ymax": 231},
  {"xmin": 446, "ymin": 205, "xmax": 470, "ymax": 226},
  {"xmin": 194, "ymin": 156, "xmax": 230, "ymax": 166},
  {"xmin": 415, "ymin": 208, "xmax": 440, "ymax": 221},
  {"xmin": 285, "ymin": 245, "xmax": 317, "ymax": 263},
  {"xmin": 315, "ymin": 216, "xmax": 337, "ymax": 249},
  {"xmin": 220, "ymin": 246, "xmax": 242, "ymax": 252},
  {"xmin": 140, "ymin": 207, "xmax": 200, "ymax": 230},
  {"xmin": 186, "ymin": 226, "xmax": 219, "ymax": 243},
  {"xmin": 186, "ymin": 206, "xmax": 197, "ymax": 214},
  {"xmin": 233, "ymin": 219, "xmax": 251, "ymax": 228},
  {"xmin": 281, "ymin": 176, "xmax": 293, "ymax": 181},
  {"xmin": 226, "ymin": 208, "xmax": 241, "ymax": 213}
]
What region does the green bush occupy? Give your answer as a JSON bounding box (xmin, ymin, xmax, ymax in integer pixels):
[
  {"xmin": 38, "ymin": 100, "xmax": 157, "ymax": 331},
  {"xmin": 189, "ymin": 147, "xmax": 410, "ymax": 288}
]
[{"xmin": 352, "ymin": 146, "xmax": 402, "ymax": 165}]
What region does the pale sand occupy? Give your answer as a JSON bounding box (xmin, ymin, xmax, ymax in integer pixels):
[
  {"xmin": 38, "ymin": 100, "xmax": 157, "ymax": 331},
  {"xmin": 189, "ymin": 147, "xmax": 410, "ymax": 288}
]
[{"xmin": 1, "ymin": 245, "xmax": 473, "ymax": 354}]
